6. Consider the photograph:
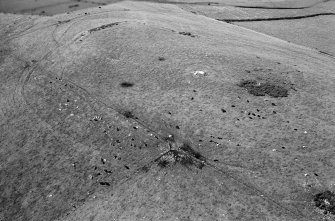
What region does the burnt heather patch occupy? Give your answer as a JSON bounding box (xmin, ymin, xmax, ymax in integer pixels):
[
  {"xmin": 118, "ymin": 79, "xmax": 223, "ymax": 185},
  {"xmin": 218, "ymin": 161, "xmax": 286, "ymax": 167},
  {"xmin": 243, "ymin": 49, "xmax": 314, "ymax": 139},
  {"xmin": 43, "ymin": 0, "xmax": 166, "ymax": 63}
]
[
  {"xmin": 179, "ymin": 143, "xmax": 206, "ymax": 161},
  {"xmin": 156, "ymin": 148, "xmax": 205, "ymax": 170},
  {"xmin": 120, "ymin": 82, "xmax": 134, "ymax": 88},
  {"xmin": 121, "ymin": 110, "xmax": 136, "ymax": 119},
  {"xmin": 314, "ymin": 190, "xmax": 335, "ymax": 215},
  {"xmin": 179, "ymin": 32, "xmax": 196, "ymax": 38},
  {"xmin": 238, "ymin": 80, "xmax": 289, "ymax": 98},
  {"xmin": 89, "ymin": 22, "xmax": 120, "ymax": 33}
]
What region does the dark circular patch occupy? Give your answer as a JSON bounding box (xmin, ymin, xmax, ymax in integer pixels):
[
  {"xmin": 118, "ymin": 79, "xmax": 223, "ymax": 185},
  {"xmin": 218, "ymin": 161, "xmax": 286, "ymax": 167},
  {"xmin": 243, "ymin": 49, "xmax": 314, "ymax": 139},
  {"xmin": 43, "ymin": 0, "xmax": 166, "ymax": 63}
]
[
  {"xmin": 120, "ymin": 82, "xmax": 134, "ymax": 88},
  {"xmin": 122, "ymin": 111, "xmax": 134, "ymax": 119},
  {"xmin": 238, "ymin": 80, "xmax": 289, "ymax": 98},
  {"xmin": 314, "ymin": 190, "xmax": 335, "ymax": 215}
]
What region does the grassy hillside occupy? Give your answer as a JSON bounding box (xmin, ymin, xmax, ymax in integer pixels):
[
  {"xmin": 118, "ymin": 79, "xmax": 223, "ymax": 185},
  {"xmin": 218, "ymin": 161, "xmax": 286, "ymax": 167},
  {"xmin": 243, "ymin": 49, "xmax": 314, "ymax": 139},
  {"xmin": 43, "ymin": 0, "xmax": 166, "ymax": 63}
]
[{"xmin": 1, "ymin": 1, "xmax": 335, "ymax": 221}]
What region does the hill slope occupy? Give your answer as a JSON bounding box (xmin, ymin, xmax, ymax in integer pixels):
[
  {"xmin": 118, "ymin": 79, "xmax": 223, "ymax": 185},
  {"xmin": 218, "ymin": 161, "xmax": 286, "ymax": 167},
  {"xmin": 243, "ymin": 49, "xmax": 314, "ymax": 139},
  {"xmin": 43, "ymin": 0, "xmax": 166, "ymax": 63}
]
[{"xmin": 1, "ymin": 1, "xmax": 335, "ymax": 221}]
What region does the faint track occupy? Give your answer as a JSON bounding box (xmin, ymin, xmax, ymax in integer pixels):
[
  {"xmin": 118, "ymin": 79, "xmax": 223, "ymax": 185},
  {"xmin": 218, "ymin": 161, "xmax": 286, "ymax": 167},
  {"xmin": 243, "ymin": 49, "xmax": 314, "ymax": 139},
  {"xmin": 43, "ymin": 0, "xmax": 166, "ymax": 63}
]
[
  {"xmin": 2, "ymin": 8, "xmax": 127, "ymax": 43},
  {"xmin": 205, "ymin": 160, "xmax": 307, "ymax": 220},
  {"xmin": 2, "ymin": 22, "xmax": 55, "ymax": 43},
  {"xmin": 318, "ymin": 50, "xmax": 335, "ymax": 59}
]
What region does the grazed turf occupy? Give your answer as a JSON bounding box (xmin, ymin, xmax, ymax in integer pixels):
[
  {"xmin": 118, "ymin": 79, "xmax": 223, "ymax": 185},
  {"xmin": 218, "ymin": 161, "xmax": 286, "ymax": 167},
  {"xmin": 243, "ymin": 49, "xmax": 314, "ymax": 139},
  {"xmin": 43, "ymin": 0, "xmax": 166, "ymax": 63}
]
[{"xmin": 1, "ymin": 1, "xmax": 335, "ymax": 221}]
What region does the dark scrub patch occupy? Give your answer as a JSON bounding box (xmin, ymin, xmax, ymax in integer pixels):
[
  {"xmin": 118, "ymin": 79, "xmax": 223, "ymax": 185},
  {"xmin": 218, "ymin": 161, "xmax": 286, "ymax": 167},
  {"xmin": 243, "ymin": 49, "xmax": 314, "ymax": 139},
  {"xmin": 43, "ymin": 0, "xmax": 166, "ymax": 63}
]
[
  {"xmin": 122, "ymin": 111, "xmax": 135, "ymax": 119},
  {"xmin": 157, "ymin": 159, "xmax": 170, "ymax": 168},
  {"xmin": 68, "ymin": 4, "xmax": 79, "ymax": 8},
  {"xmin": 314, "ymin": 190, "xmax": 335, "ymax": 215},
  {"xmin": 171, "ymin": 150, "xmax": 205, "ymax": 169},
  {"xmin": 120, "ymin": 82, "xmax": 134, "ymax": 88},
  {"xmin": 156, "ymin": 149, "xmax": 205, "ymax": 170},
  {"xmin": 89, "ymin": 22, "xmax": 120, "ymax": 33},
  {"xmin": 179, "ymin": 32, "xmax": 196, "ymax": 38},
  {"xmin": 158, "ymin": 57, "xmax": 165, "ymax": 61},
  {"xmin": 171, "ymin": 150, "xmax": 194, "ymax": 167},
  {"xmin": 238, "ymin": 80, "xmax": 289, "ymax": 98},
  {"xmin": 57, "ymin": 20, "xmax": 71, "ymax": 25},
  {"xmin": 99, "ymin": 182, "xmax": 110, "ymax": 186},
  {"xmin": 179, "ymin": 143, "xmax": 205, "ymax": 161}
]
